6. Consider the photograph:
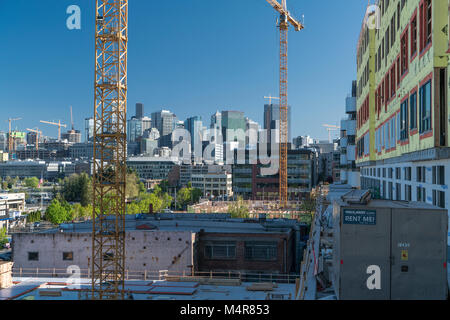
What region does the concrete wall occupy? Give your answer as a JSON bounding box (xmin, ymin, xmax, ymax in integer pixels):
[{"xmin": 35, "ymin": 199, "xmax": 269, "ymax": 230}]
[
  {"xmin": 12, "ymin": 230, "xmax": 196, "ymax": 274},
  {"xmin": 196, "ymin": 231, "xmax": 295, "ymax": 274}
]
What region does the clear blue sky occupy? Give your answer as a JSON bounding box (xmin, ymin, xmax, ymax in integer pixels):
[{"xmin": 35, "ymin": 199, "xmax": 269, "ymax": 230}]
[{"xmin": 0, "ymin": 0, "xmax": 367, "ymax": 141}]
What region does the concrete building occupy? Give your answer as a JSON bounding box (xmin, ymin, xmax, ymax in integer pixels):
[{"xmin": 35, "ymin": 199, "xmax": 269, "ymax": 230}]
[
  {"xmin": 69, "ymin": 142, "xmax": 94, "ymax": 159},
  {"xmin": 184, "ymin": 116, "xmax": 203, "ymax": 161},
  {"xmin": 232, "ymin": 149, "xmax": 318, "ymax": 200},
  {"xmin": 84, "ymin": 118, "xmax": 94, "ymax": 143},
  {"xmin": 0, "ymin": 193, "xmax": 25, "ymax": 231},
  {"xmin": 61, "ymin": 130, "xmax": 82, "ymax": 144},
  {"xmin": 264, "ymin": 104, "xmax": 291, "ymax": 143},
  {"xmin": 191, "ymin": 172, "xmax": 233, "ymax": 198},
  {"xmin": 293, "ymin": 135, "xmax": 313, "ymax": 149},
  {"xmin": 340, "ymin": 81, "xmax": 360, "ymax": 187},
  {"xmin": 135, "ymin": 102, "xmax": 144, "ymax": 119},
  {"xmin": 221, "ymin": 111, "xmax": 246, "ymax": 148},
  {"xmin": 127, "ymin": 156, "xmax": 180, "ymax": 180},
  {"xmin": 178, "ymin": 164, "xmax": 232, "ymax": 188},
  {"xmin": 12, "ymin": 214, "xmax": 306, "ymax": 275},
  {"xmin": 151, "ymin": 110, "xmax": 177, "ymax": 148},
  {"xmin": 355, "ymin": 0, "xmax": 450, "ymax": 241}
]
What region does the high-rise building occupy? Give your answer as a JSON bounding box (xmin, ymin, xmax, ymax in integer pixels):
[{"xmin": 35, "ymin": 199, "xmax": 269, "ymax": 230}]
[
  {"xmin": 355, "ymin": 1, "xmax": 450, "ymax": 240},
  {"xmin": 135, "ymin": 103, "xmax": 144, "ymax": 119},
  {"xmin": 84, "ymin": 118, "xmax": 94, "ymax": 143},
  {"xmin": 184, "ymin": 116, "xmax": 203, "ymax": 161},
  {"xmin": 340, "ymin": 81, "xmax": 359, "ymax": 187},
  {"xmin": 207, "ymin": 111, "xmax": 224, "ymax": 164},
  {"xmin": 245, "ymin": 117, "xmax": 259, "ymax": 149},
  {"xmin": 264, "ymin": 104, "xmax": 291, "ymax": 144},
  {"xmin": 127, "ymin": 116, "xmax": 151, "ymax": 144},
  {"xmin": 221, "ymin": 111, "xmax": 246, "ymax": 159},
  {"xmin": 151, "ymin": 110, "xmax": 177, "ymax": 148}
]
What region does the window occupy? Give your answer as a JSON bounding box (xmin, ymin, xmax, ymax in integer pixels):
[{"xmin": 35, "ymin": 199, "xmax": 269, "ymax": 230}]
[
  {"xmin": 417, "ymin": 166, "xmax": 426, "ymax": 183},
  {"xmin": 404, "ymin": 167, "xmax": 412, "ymax": 181},
  {"xmin": 411, "ymin": 14, "xmax": 417, "ymax": 58},
  {"xmin": 432, "ymin": 166, "xmax": 445, "ymax": 185},
  {"xmin": 388, "ymin": 182, "xmax": 393, "ymax": 200},
  {"xmin": 28, "ymin": 252, "xmax": 39, "ymax": 261},
  {"xmin": 205, "ymin": 241, "xmax": 236, "ymax": 260},
  {"xmin": 419, "ymin": 80, "xmax": 432, "ymax": 133},
  {"xmin": 401, "ymin": 30, "xmax": 409, "ymax": 75},
  {"xmin": 433, "ymin": 190, "xmax": 445, "ymax": 208},
  {"xmin": 420, "ymin": 0, "xmax": 432, "ymax": 51},
  {"xmin": 388, "ymin": 168, "xmax": 393, "ymax": 179},
  {"xmin": 396, "ymin": 168, "xmax": 401, "ymax": 180},
  {"xmin": 396, "ymin": 183, "xmax": 402, "ymax": 200},
  {"xmin": 410, "ymin": 91, "xmax": 418, "ymax": 130},
  {"xmin": 405, "ymin": 185, "xmax": 412, "ymax": 201},
  {"xmin": 400, "ymin": 99, "xmax": 409, "ymax": 140},
  {"xmin": 63, "ymin": 252, "xmax": 74, "ymax": 261},
  {"xmin": 417, "ymin": 186, "xmax": 426, "ymax": 202},
  {"xmin": 245, "ymin": 242, "xmax": 277, "ymax": 261}
]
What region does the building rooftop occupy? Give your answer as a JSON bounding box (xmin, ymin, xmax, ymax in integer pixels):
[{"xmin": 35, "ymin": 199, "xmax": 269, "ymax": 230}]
[
  {"xmin": 37, "ymin": 214, "xmax": 300, "ymax": 235},
  {"xmin": 0, "ymin": 277, "xmax": 296, "ymax": 301}
]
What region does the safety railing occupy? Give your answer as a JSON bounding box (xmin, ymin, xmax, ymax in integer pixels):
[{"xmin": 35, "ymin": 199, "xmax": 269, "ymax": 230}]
[{"xmin": 12, "ymin": 267, "xmax": 299, "ymax": 284}]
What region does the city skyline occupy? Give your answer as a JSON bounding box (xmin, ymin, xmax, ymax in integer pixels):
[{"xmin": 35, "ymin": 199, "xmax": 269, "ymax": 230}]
[{"xmin": 0, "ymin": 0, "xmax": 366, "ymax": 141}]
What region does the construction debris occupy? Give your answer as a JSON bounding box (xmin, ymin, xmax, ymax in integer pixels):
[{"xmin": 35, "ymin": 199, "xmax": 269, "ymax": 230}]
[
  {"xmin": 0, "ymin": 262, "xmax": 13, "ymax": 289},
  {"xmin": 246, "ymin": 283, "xmax": 276, "ymax": 291}
]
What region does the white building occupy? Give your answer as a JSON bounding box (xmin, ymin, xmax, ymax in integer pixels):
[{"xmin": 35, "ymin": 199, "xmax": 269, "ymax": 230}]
[
  {"xmin": 191, "ymin": 172, "xmax": 233, "ymax": 198},
  {"xmin": 0, "ymin": 193, "xmax": 25, "ymax": 230}
]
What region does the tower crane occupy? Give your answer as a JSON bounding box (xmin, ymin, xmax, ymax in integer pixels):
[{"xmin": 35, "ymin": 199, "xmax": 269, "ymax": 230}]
[
  {"xmin": 26, "ymin": 128, "xmax": 42, "ymax": 151},
  {"xmin": 323, "ymin": 124, "xmax": 341, "ymax": 143},
  {"xmin": 40, "ymin": 120, "xmax": 67, "ymax": 141},
  {"xmin": 265, "ymin": 0, "xmax": 304, "ymax": 208},
  {"xmin": 6, "ymin": 117, "xmax": 22, "ymax": 156},
  {"xmin": 91, "ymin": 0, "xmax": 128, "ymax": 300}
]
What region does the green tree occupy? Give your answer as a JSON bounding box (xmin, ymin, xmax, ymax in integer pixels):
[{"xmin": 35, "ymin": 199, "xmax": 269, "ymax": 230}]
[
  {"xmin": 27, "ymin": 211, "xmax": 41, "ymax": 223},
  {"xmin": 24, "ymin": 177, "xmax": 39, "ymax": 189},
  {"xmin": 0, "ymin": 227, "xmax": 8, "ymax": 247},
  {"xmin": 61, "ymin": 173, "xmax": 92, "ymax": 206},
  {"xmin": 45, "ymin": 199, "xmax": 73, "ymax": 225},
  {"xmin": 228, "ymin": 196, "xmax": 250, "ymax": 218}
]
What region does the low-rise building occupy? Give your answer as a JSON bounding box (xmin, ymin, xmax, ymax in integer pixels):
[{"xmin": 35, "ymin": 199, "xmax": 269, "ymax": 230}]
[
  {"xmin": 12, "ymin": 214, "xmax": 306, "ymax": 275},
  {"xmin": 127, "ymin": 156, "xmax": 180, "ymax": 180},
  {"xmin": 191, "ymin": 172, "xmax": 233, "ymax": 198},
  {"xmin": 0, "ymin": 193, "xmax": 25, "ymax": 230}
]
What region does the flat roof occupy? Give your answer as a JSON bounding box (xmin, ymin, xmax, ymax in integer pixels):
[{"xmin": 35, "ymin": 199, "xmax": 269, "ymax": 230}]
[
  {"xmin": 1, "ymin": 277, "xmax": 296, "ymax": 301},
  {"xmin": 35, "ymin": 214, "xmax": 299, "ymax": 235}
]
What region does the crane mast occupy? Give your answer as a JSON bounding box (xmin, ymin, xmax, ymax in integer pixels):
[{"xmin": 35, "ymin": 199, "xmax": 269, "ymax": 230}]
[
  {"xmin": 91, "ymin": 0, "xmax": 128, "ymax": 300},
  {"xmin": 266, "ymin": 0, "xmax": 303, "ymax": 208}
]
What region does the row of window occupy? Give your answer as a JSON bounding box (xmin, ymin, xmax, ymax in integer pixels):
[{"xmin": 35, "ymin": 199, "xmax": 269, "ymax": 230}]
[
  {"xmin": 28, "ymin": 252, "xmax": 73, "ymax": 261},
  {"xmin": 362, "ymin": 176, "xmax": 445, "ymax": 208},
  {"xmin": 362, "ymin": 165, "xmax": 445, "ymax": 185},
  {"xmin": 204, "ymin": 241, "xmax": 278, "ymax": 261}
]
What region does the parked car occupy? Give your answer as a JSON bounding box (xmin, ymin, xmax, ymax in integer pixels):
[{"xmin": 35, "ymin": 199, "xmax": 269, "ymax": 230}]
[{"xmin": 0, "ymin": 252, "xmax": 12, "ymax": 261}]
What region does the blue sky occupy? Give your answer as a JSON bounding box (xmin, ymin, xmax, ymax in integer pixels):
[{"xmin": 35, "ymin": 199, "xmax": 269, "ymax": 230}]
[{"xmin": 0, "ymin": 0, "xmax": 367, "ymax": 141}]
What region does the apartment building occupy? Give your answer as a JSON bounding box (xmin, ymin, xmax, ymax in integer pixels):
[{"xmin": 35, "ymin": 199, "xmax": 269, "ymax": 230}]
[
  {"xmin": 356, "ymin": 0, "xmax": 450, "ymax": 238},
  {"xmin": 340, "ymin": 81, "xmax": 360, "ymax": 187}
]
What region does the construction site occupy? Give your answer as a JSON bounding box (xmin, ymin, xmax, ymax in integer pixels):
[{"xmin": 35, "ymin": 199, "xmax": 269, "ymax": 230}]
[{"xmin": 2, "ymin": 0, "xmax": 450, "ymax": 304}]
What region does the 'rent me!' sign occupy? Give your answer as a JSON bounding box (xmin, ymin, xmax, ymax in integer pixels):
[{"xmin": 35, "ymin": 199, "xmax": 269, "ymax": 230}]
[{"xmin": 343, "ymin": 209, "xmax": 377, "ymax": 226}]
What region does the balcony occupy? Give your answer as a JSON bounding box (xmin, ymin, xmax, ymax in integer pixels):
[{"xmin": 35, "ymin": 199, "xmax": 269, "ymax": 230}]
[
  {"xmin": 347, "ymin": 145, "xmax": 356, "ymax": 161},
  {"xmin": 346, "ymin": 96, "xmax": 356, "ymax": 113},
  {"xmin": 341, "ymin": 119, "xmax": 356, "ymax": 136}
]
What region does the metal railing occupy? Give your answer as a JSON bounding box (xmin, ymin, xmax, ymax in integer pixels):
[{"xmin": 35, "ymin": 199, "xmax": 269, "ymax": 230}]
[{"xmin": 12, "ymin": 267, "xmax": 299, "ymax": 284}]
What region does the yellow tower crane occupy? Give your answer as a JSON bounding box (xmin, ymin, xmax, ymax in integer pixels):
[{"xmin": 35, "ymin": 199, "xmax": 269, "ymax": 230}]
[
  {"xmin": 91, "ymin": 0, "xmax": 128, "ymax": 300},
  {"xmin": 6, "ymin": 117, "xmax": 22, "ymax": 156},
  {"xmin": 26, "ymin": 128, "xmax": 42, "ymax": 151},
  {"xmin": 265, "ymin": 0, "xmax": 304, "ymax": 208},
  {"xmin": 39, "ymin": 120, "xmax": 67, "ymax": 142},
  {"xmin": 323, "ymin": 124, "xmax": 341, "ymax": 143}
]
